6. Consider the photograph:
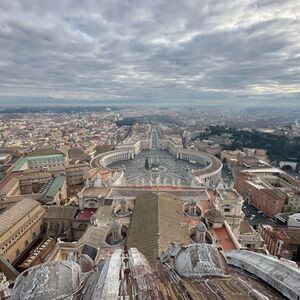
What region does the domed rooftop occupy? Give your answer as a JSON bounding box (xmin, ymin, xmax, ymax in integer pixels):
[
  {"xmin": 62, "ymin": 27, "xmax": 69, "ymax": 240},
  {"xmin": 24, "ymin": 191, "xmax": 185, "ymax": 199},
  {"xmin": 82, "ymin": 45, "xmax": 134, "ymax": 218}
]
[
  {"xmin": 175, "ymin": 244, "xmax": 228, "ymax": 278},
  {"xmin": 111, "ymin": 220, "xmax": 120, "ymax": 230},
  {"xmin": 205, "ymin": 208, "xmax": 225, "ymax": 224},
  {"xmin": 9, "ymin": 247, "xmax": 290, "ymax": 300},
  {"xmin": 196, "ymin": 222, "xmax": 207, "ymax": 232},
  {"xmin": 11, "ymin": 261, "xmax": 81, "ymax": 300}
]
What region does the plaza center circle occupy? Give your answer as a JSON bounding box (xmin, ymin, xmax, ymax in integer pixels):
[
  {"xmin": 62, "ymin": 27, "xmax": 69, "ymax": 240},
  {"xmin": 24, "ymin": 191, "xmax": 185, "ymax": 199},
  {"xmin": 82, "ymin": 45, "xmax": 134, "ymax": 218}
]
[{"xmin": 108, "ymin": 149, "xmax": 204, "ymax": 186}]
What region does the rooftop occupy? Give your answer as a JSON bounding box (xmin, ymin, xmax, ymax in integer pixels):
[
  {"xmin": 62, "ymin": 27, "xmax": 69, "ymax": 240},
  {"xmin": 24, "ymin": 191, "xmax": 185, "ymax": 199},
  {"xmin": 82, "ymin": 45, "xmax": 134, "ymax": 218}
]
[
  {"xmin": 226, "ymin": 250, "xmax": 300, "ymax": 300},
  {"xmin": 45, "ymin": 175, "xmax": 66, "ymax": 198},
  {"xmin": 77, "ymin": 208, "xmax": 97, "ymax": 220},
  {"xmin": 11, "ymin": 246, "xmax": 287, "ymax": 300},
  {"xmin": 44, "ymin": 206, "xmax": 78, "ymax": 219},
  {"xmin": 10, "ymin": 154, "xmax": 65, "ymax": 172},
  {"xmin": 0, "ymin": 198, "xmax": 41, "ymax": 236},
  {"xmin": 239, "ymin": 220, "xmax": 254, "ymax": 234},
  {"xmin": 126, "ymin": 192, "xmax": 190, "ymax": 260},
  {"xmin": 214, "ymin": 226, "xmax": 236, "ymax": 251},
  {"xmin": 25, "ymin": 154, "xmax": 64, "ymax": 160}
]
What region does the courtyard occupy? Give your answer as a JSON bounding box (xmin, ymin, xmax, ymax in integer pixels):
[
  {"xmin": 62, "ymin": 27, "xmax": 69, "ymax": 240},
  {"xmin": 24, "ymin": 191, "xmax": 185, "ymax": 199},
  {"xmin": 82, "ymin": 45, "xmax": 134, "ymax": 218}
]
[{"xmin": 109, "ymin": 149, "xmax": 204, "ymax": 186}]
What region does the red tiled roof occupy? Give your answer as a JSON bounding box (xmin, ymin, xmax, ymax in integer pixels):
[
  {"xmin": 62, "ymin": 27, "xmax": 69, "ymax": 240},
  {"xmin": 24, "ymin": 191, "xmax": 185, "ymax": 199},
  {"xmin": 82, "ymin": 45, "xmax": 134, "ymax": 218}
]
[
  {"xmin": 214, "ymin": 226, "xmax": 237, "ymax": 251},
  {"xmin": 0, "ymin": 172, "xmax": 21, "ymax": 189},
  {"xmin": 77, "ymin": 208, "xmax": 97, "ymax": 220},
  {"xmin": 89, "ymin": 168, "xmax": 112, "ymax": 181}
]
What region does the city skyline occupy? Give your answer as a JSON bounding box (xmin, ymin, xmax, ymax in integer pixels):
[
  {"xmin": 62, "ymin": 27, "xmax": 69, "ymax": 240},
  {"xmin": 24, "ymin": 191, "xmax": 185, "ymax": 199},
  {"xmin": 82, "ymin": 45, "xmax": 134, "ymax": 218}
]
[{"xmin": 0, "ymin": 0, "xmax": 299, "ymax": 106}]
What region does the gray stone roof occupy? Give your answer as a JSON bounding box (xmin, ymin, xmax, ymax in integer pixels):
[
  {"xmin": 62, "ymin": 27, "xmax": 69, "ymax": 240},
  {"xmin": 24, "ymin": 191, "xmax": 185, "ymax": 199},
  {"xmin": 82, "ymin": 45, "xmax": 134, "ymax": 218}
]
[
  {"xmin": 11, "ymin": 247, "xmax": 287, "ymax": 300},
  {"xmin": 226, "ymin": 250, "xmax": 300, "ymax": 300},
  {"xmin": 174, "ymin": 244, "xmax": 229, "ymax": 278},
  {"xmin": 11, "ymin": 260, "xmax": 81, "ymax": 300}
]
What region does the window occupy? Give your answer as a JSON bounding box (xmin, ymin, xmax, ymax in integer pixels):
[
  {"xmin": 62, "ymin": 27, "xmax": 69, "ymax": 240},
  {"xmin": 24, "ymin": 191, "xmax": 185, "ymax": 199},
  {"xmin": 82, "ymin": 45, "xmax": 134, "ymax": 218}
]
[
  {"xmin": 223, "ymin": 205, "xmax": 231, "ymax": 213},
  {"xmin": 32, "ymin": 232, "xmax": 36, "ymax": 240},
  {"xmin": 16, "ymin": 249, "xmax": 20, "ymax": 258},
  {"xmin": 25, "ymin": 240, "xmax": 29, "ymax": 247}
]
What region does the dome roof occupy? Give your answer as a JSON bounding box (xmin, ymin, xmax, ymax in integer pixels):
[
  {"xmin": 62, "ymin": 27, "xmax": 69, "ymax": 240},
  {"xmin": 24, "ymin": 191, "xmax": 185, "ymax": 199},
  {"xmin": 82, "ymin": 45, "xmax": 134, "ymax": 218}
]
[
  {"xmin": 196, "ymin": 222, "xmax": 207, "ymax": 232},
  {"xmin": 11, "ymin": 261, "xmax": 81, "ymax": 300},
  {"xmin": 175, "ymin": 244, "xmax": 228, "ymax": 278},
  {"xmin": 205, "ymin": 208, "xmax": 225, "ymax": 224},
  {"xmin": 111, "ymin": 221, "xmax": 120, "ymax": 230}
]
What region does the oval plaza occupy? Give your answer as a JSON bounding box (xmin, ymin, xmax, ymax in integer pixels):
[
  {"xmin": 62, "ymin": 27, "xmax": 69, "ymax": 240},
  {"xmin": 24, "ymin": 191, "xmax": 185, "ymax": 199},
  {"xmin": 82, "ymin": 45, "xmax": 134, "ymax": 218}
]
[{"xmin": 91, "ymin": 127, "xmax": 222, "ymax": 187}]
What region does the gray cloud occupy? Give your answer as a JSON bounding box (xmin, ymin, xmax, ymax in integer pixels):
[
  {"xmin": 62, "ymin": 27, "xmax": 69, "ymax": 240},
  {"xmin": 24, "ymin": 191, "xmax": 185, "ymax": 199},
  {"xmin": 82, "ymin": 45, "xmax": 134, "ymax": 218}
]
[{"xmin": 0, "ymin": 0, "xmax": 299, "ymax": 105}]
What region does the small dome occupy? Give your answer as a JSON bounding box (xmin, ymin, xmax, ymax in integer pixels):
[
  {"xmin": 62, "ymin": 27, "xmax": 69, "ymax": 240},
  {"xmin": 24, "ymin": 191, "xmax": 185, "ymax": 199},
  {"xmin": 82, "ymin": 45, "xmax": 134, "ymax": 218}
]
[
  {"xmin": 11, "ymin": 261, "xmax": 81, "ymax": 299},
  {"xmin": 111, "ymin": 221, "xmax": 120, "ymax": 231},
  {"xmin": 196, "ymin": 222, "xmax": 207, "ymax": 232},
  {"xmin": 175, "ymin": 244, "xmax": 229, "ymax": 278}
]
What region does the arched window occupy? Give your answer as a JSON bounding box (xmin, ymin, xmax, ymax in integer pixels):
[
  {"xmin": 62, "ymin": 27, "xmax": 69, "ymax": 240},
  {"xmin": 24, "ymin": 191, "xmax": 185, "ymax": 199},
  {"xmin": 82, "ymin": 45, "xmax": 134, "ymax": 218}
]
[{"xmin": 223, "ymin": 204, "xmax": 231, "ymax": 213}]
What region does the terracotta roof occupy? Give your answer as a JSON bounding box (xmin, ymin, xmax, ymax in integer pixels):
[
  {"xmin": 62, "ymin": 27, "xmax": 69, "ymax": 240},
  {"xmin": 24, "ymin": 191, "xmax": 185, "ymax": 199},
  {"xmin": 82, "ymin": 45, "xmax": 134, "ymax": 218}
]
[
  {"xmin": 214, "ymin": 226, "xmax": 237, "ymax": 251},
  {"xmin": 283, "ymin": 228, "xmax": 300, "ymax": 244},
  {"xmin": 77, "ymin": 208, "xmax": 97, "ymax": 220},
  {"xmin": 0, "ymin": 172, "xmax": 20, "ymax": 190}
]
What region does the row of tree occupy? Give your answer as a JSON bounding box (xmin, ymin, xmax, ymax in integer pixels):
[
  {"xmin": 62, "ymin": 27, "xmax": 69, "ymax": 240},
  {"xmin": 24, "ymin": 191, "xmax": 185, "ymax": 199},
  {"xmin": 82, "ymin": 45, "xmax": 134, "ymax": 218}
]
[{"xmin": 209, "ymin": 126, "xmax": 300, "ymax": 161}]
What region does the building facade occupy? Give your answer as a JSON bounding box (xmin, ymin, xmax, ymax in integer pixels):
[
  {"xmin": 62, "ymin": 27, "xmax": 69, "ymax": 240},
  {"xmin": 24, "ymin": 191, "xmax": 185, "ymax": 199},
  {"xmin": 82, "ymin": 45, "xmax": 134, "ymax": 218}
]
[
  {"xmin": 259, "ymin": 224, "xmax": 300, "ymax": 261},
  {"xmin": 0, "ymin": 198, "xmax": 45, "ymax": 266}
]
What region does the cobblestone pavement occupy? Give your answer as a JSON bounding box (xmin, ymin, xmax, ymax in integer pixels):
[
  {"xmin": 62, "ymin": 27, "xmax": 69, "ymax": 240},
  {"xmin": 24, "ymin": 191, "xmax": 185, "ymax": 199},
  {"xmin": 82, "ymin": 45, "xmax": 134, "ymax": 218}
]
[{"xmin": 109, "ymin": 149, "xmax": 204, "ymax": 186}]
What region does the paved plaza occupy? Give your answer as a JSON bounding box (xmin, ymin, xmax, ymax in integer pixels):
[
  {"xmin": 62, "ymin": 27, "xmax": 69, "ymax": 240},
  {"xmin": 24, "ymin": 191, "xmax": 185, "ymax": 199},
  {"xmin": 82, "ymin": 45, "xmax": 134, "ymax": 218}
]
[{"xmin": 109, "ymin": 149, "xmax": 204, "ymax": 186}]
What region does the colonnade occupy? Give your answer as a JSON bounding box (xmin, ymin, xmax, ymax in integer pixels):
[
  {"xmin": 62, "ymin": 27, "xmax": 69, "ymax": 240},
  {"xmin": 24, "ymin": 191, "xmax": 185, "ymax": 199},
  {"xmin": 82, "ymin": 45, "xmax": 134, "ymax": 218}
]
[
  {"xmin": 91, "ymin": 137, "xmax": 223, "ymax": 188},
  {"xmin": 97, "ymin": 150, "xmax": 134, "ymax": 167}
]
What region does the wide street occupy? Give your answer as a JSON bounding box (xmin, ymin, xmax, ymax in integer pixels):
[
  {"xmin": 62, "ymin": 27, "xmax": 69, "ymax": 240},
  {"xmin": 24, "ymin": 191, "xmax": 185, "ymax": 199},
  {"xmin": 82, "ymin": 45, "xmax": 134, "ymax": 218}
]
[{"xmin": 242, "ymin": 201, "xmax": 275, "ymax": 228}]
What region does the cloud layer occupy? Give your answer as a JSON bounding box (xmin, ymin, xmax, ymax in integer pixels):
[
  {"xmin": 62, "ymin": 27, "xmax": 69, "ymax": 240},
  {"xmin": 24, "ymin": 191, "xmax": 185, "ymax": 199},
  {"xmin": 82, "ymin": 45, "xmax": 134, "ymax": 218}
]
[{"xmin": 0, "ymin": 0, "xmax": 299, "ymax": 105}]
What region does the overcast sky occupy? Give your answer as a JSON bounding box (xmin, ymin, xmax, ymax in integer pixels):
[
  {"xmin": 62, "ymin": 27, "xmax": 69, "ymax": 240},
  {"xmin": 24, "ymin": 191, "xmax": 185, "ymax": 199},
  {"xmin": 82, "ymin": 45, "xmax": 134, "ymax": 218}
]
[{"xmin": 0, "ymin": 0, "xmax": 299, "ymax": 106}]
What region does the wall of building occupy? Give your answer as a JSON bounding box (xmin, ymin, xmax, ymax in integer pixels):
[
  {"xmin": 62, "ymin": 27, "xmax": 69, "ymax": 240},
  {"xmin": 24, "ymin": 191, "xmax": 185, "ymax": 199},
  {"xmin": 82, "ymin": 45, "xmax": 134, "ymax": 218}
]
[
  {"xmin": 234, "ymin": 173, "xmax": 286, "ymax": 217},
  {"xmin": 0, "ymin": 206, "xmax": 45, "ymax": 265},
  {"xmin": 65, "ymin": 164, "xmax": 89, "ymax": 187},
  {"xmin": 258, "ymin": 225, "xmax": 296, "ymax": 260}
]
